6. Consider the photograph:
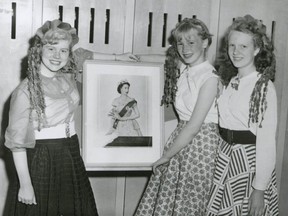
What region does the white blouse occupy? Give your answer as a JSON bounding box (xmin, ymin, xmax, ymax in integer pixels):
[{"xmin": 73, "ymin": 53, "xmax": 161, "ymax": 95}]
[
  {"xmin": 218, "ymin": 71, "xmax": 277, "ymax": 190},
  {"xmin": 174, "ymin": 61, "xmax": 218, "ymax": 123}
]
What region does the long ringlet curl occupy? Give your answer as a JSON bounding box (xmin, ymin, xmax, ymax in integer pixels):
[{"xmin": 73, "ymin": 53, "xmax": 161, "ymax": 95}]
[
  {"xmin": 161, "ymin": 45, "xmax": 180, "ymax": 106},
  {"xmin": 161, "ymin": 18, "xmax": 213, "ymax": 106},
  {"xmin": 218, "ymin": 15, "xmax": 276, "ymax": 127},
  {"xmin": 27, "ymin": 36, "xmax": 46, "ymax": 130},
  {"xmin": 27, "ymin": 20, "xmax": 79, "ymax": 130}
]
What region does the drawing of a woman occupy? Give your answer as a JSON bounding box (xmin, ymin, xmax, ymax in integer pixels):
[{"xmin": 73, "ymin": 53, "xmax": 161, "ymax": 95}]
[{"xmin": 106, "ymin": 80, "xmax": 142, "ymax": 136}]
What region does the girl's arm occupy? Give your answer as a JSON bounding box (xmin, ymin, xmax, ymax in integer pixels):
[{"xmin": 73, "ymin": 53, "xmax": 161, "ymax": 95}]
[
  {"xmin": 73, "ymin": 48, "xmax": 140, "ymax": 72},
  {"xmin": 252, "ymin": 82, "xmax": 277, "ymax": 190},
  {"xmin": 153, "ymin": 77, "xmax": 218, "ymax": 173},
  {"xmin": 92, "ymin": 52, "xmax": 140, "ymax": 62},
  {"xmin": 5, "ymin": 86, "xmax": 37, "ymax": 205},
  {"xmin": 137, "ymin": 54, "xmax": 166, "ymax": 63},
  {"xmin": 248, "ymin": 82, "xmax": 277, "ymax": 215},
  {"xmin": 13, "ymin": 151, "xmax": 36, "ymax": 205}
]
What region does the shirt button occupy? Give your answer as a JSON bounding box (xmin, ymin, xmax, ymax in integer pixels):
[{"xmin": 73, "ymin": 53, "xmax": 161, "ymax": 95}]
[
  {"xmin": 61, "ymin": 90, "xmax": 64, "ymax": 93},
  {"xmin": 70, "ymin": 101, "xmax": 74, "ymax": 104}
]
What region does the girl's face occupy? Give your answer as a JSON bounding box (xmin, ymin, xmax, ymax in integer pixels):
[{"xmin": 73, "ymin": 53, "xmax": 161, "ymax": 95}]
[
  {"xmin": 41, "ymin": 40, "xmax": 70, "ymax": 75},
  {"xmin": 121, "ymin": 84, "xmax": 129, "ymax": 95},
  {"xmin": 176, "ymin": 28, "xmax": 208, "ymax": 67},
  {"xmin": 228, "ymin": 30, "xmax": 259, "ymax": 72}
]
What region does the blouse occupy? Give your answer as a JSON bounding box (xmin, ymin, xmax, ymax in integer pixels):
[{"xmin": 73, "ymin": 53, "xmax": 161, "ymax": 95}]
[
  {"xmin": 174, "ymin": 60, "xmax": 218, "ymax": 123},
  {"xmin": 5, "ymin": 72, "xmax": 80, "ymax": 152},
  {"xmin": 218, "ymin": 71, "xmax": 277, "ymax": 190}
]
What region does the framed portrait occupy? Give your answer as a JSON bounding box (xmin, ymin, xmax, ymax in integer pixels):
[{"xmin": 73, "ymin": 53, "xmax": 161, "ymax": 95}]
[{"xmin": 82, "ymin": 60, "xmax": 164, "ymax": 171}]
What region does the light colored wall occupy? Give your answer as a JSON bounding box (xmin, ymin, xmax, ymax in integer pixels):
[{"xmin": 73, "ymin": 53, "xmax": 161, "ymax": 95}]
[{"xmin": 0, "ymin": 0, "xmax": 288, "ymax": 215}]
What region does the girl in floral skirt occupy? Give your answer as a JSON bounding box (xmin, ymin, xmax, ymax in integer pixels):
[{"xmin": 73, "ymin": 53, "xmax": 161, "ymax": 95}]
[{"xmin": 135, "ymin": 17, "xmax": 221, "ymax": 216}]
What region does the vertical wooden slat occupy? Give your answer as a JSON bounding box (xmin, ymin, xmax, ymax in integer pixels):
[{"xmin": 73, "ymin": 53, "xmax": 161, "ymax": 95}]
[
  {"xmin": 133, "ymin": 0, "xmax": 217, "ymax": 57},
  {"xmin": 42, "ymin": 0, "xmax": 126, "ymax": 54}
]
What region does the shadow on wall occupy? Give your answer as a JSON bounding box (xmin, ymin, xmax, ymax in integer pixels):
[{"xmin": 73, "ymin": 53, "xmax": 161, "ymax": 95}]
[{"xmin": 0, "ymin": 47, "xmax": 29, "ymax": 214}]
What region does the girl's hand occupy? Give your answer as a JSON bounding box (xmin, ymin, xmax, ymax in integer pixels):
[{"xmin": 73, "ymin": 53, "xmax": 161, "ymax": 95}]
[
  {"xmin": 152, "ymin": 156, "xmax": 170, "ymax": 174},
  {"xmin": 18, "ymin": 183, "xmax": 37, "ymax": 205},
  {"xmin": 116, "ymin": 53, "xmax": 140, "ymax": 62},
  {"xmin": 248, "ymin": 189, "xmax": 264, "ymax": 216}
]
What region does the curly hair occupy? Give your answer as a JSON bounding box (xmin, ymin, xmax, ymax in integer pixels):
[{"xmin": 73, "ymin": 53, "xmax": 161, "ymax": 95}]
[
  {"xmin": 161, "ymin": 18, "xmax": 213, "ymax": 106},
  {"xmin": 27, "ymin": 20, "xmax": 78, "ymax": 130},
  {"xmin": 217, "ymin": 15, "xmax": 276, "ymax": 127}
]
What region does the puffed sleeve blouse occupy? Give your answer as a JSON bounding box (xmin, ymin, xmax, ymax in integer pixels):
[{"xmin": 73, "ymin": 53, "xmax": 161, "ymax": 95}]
[
  {"xmin": 5, "ymin": 72, "xmax": 80, "ymax": 152},
  {"xmin": 218, "ymin": 71, "xmax": 277, "ymax": 190}
]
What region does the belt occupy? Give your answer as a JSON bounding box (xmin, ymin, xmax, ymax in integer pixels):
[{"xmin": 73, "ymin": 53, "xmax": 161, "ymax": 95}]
[
  {"xmin": 34, "ymin": 121, "xmax": 76, "ymax": 140},
  {"xmin": 219, "ymin": 126, "xmax": 256, "ymax": 144}
]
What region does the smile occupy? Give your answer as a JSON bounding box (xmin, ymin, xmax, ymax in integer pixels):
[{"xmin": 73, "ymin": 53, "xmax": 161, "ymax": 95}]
[
  {"xmin": 49, "ymin": 60, "xmax": 62, "ymax": 65},
  {"xmin": 232, "ymin": 56, "xmax": 243, "ymax": 61},
  {"xmin": 183, "ymin": 53, "xmax": 193, "ymax": 58}
]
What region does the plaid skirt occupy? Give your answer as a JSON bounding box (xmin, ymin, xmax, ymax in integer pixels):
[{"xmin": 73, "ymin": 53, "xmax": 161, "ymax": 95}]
[
  {"xmin": 5, "ymin": 135, "xmax": 98, "ymax": 216},
  {"xmin": 135, "ymin": 121, "xmax": 220, "ymax": 216},
  {"xmin": 205, "ymin": 138, "xmax": 279, "ymax": 216}
]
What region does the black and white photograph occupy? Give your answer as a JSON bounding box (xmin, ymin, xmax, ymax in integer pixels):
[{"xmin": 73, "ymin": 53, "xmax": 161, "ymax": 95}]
[
  {"xmin": 82, "ymin": 60, "xmax": 164, "ymax": 170},
  {"xmin": 0, "ymin": 0, "xmax": 287, "ymax": 215}
]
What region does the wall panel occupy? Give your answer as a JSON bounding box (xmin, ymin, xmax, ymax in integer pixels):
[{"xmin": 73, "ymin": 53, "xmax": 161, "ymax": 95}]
[
  {"xmin": 42, "ymin": 0, "xmax": 127, "ymax": 53},
  {"xmin": 132, "ymin": 0, "xmax": 217, "ymax": 57},
  {"xmin": 0, "ymin": 0, "xmax": 34, "ymax": 215}
]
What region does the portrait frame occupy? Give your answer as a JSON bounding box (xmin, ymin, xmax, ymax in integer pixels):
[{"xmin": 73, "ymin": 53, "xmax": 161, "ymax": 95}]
[{"xmin": 82, "ymin": 60, "xmax": 164, "ymax": 171}]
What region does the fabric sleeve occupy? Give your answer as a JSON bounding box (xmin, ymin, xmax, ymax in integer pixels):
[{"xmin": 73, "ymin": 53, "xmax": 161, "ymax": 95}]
[
  {"xmin": 199, "ymin": 69, "xmax": 219, "ymax": 87},
  {"xmin": 252, "ymin": 81, "xmax": 277, "ymax": 190},
  {"xmin": 73, "ymin": 48, "xmax": 94, "ymax": 72},
  {"xmin": 5, "ymin": 85, "xmax": 35, "ymax": 151}
]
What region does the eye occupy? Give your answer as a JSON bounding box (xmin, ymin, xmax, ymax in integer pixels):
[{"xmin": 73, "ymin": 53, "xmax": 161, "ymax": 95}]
[
  {"xmin": 189, "ymin": 41, "xmax": 194, "ymax": 45},
  {"xmin": 46, "ymin": 46, "xmax": 55, "ymax": 52},
  {"xmin": 241, "ymin": 45, "xmax": 247, "ymax": 49},
  {"xmin": 61, "ymin": 49, "xmax": 69, "ymax": 54}
]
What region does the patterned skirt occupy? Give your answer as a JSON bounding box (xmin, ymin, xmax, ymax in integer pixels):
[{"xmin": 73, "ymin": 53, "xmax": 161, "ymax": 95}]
[
  {"xmin": 206, "ymin": 138, "xmax": 279, "ymax": 216},
  {"xmin": 5, "ymin": 135, "xmax": 98, "ymax": 216},
  {"xmin": 135, "ymin": 121, "xmax": 220, "ymax": 216}
]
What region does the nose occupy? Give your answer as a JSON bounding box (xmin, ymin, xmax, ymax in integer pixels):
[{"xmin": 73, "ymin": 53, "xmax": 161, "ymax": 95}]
[
  {"xmin": 232, "ymin": 46, "xmax": 239, "ymax": 55},
  {"xmin": 183, "ymin": 44, "xmax": 190, "ymax": 52},
  {"xmin": 53, "ymin": 50, "xmax": 60, "ymax": 59}
]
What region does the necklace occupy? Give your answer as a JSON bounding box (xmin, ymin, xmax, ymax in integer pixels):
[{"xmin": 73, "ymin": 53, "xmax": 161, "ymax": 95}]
[{"xmin": 231, "ymin": 76, "xmax": 240, "ymax": 90}]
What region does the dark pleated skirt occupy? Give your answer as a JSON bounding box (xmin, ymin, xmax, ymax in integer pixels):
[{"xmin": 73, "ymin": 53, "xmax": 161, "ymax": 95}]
[{"xmin": 5, "ymin": 135, "xmax": 98, "ymax": 216}]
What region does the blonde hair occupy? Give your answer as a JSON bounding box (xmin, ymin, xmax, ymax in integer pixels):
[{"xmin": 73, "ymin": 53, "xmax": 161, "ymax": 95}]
[{"xmin": 27, "ymin": 20, "xmax": 79, "ymax": 130}]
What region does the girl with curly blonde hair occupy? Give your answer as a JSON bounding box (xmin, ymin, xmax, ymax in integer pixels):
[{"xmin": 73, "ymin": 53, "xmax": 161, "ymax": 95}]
[
  {"xmin": 4, "ymin": 19, "xmax": 139, "ymax": 216},
  {"xmin": 136, "ymin": 17, "xmax": 221, "ymax": 216}
]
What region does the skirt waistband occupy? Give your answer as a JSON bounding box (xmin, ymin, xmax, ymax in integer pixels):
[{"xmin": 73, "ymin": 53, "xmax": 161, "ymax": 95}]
[
  {"xmin": 219, "ymin": 126, "xmax": 256, "ymax": 145},
  {"xmin": 35, "ymin": 121, "xmax": 76, "ymax": 140}
]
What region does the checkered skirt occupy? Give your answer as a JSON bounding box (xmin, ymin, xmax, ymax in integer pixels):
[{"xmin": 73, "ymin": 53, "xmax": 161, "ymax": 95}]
[{"xmin": 5, "ymin": 135, "xmax": 98, "ymax": 216}]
